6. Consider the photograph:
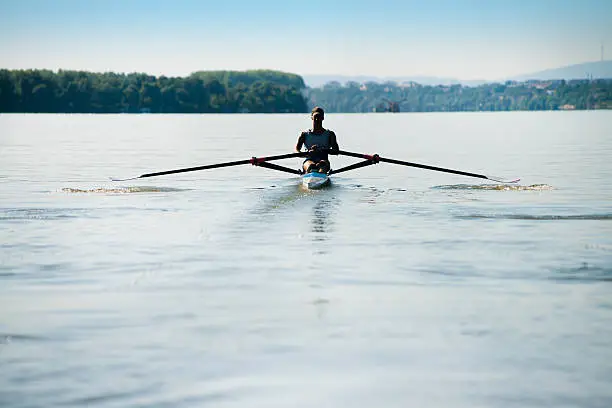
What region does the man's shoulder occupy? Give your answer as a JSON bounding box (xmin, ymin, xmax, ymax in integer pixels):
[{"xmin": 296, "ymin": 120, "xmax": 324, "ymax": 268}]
[{"xmin": 302, "ymin": 128, "xmax": 335, "ymax": 136}]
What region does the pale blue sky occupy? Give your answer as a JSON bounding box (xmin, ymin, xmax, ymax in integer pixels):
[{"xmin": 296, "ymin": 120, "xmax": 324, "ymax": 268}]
[{"xmin": 1, "ymin": 0, "xmax": 611, "ymax": 80}]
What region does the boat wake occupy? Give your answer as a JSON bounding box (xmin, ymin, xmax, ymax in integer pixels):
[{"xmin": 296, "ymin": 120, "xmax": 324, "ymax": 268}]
[
  {"xmin": 456, "ymin": 213, "xmax": 612, "ymax": 221},
  {"xmin": 432, "ymin": 183, "xmax": 554, "ymax": 191},
  {"xmin": 60, "ymin": 186, "xmax": 189, "ymax": 194}
]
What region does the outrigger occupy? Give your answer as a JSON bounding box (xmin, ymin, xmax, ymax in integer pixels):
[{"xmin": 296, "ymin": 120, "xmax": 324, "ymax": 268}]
[{"xmin": 111, "ymin": 149, "xmax": 520, "ymax": 188}]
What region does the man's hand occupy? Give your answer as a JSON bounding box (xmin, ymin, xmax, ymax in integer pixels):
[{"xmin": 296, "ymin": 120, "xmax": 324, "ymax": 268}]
[{"xmin": 309, "ymin": 144, "xmax": 319, "ymax": 152}]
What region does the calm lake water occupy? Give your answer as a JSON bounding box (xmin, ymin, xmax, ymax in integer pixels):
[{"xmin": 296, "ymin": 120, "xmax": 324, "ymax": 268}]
[{"xmin": 1, "ymin": 112, "xmax": 611, "ymax": 408}]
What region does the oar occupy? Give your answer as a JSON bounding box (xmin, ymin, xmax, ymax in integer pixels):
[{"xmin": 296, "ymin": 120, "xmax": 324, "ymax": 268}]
[
  {"xmin": 329, "ymin": 159, "xmax": 378, "ymax": 175},
  {"xmin": 111, "ymin": 152, "xmax": 308, "ymax": 181},
  {"xmin": 334, "ymin": 150, "xmax": 520, "ymax": 183}
]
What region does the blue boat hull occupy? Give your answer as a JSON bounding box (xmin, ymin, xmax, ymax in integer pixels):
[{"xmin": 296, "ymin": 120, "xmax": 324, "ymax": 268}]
[{"xmin": 301, "ymin": 172, "xmax": 330, "ymax": 189}]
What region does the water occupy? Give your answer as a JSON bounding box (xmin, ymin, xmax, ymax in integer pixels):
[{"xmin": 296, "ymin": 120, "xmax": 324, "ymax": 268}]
[{"xmin": 1, "ymin": 112, "xmax": 611, "ymax": 407}]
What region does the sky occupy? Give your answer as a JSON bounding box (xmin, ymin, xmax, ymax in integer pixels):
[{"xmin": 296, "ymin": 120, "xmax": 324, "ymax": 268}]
[{"xmin": 1, "ymin": 0, "xmax": 611, "ymax": 80}]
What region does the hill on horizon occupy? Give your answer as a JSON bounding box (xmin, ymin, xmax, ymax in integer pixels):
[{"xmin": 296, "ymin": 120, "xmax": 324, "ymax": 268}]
[
  {"xmin": 510, "ymin": 60, "xmax": 612, "ymax": 81},
  {"xmin": 303, "ymin": 60, "xmax": 612, "ymax": 88}
]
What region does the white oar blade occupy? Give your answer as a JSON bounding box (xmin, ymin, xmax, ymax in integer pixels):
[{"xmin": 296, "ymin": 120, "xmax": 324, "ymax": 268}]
[
  {"xmin": 487, "ymin": 176, "xmax": 520, "ymax": 184},
  {"xmin": 109, "ymin": 176, "xmax": 139, "ymax": 182}
]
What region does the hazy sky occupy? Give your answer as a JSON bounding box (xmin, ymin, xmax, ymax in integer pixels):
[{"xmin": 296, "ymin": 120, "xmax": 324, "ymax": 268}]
[{"xmin": 1, "ymin": 0, "xmax": 611, "ymax": 80}]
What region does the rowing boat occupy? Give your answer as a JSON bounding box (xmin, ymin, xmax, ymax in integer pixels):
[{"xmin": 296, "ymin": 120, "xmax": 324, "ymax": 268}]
[{"xmin": 302, "ymin": 171, "xmax": 330, "ymax": 189}]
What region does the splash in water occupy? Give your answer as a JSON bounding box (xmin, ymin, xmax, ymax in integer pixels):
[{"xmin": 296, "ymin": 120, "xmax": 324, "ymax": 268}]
[
  {"xmin": 61, "ymin": 186, "xmax": 188, "ymax": 194},
  {"xmin": 457, "ymin": 213, "xmax": 612, "ymax": 221},
  {"xmin": 432, "ymin": 184, "xmax": 554, "ymax": 191}
]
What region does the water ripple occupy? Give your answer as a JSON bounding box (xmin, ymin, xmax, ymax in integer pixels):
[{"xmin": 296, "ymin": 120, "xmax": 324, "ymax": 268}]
[
  {"xmin": 0, "ymin": 208, "xmax": 84, "ymax": 221},
  {"xmin": 0, "ymin": 333, "xmax": 48, "ymax": 343},
  {"xmin": 551, "ymin": 263, "xmax": 612, "ymax": 282},
  {"xmin": 67, "ymin": 390, "xmax": 148, "ymax": 407}
]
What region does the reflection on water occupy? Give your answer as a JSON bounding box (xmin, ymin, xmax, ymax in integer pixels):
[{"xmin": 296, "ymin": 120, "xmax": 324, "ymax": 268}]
[
  {"xmin": 247, "ymin": 183, "xmax": 306, "ymax": 217},
  {"xmin": 245, "ymin": 182, "xmax": 339, "ymax": 243},
  {"xmin": 310, "ymin": 196, "xmax": 336, "ymax": 241},
  {"xmin": 358, "ymin": 187, "xmax": 386, "ymax": 204}
]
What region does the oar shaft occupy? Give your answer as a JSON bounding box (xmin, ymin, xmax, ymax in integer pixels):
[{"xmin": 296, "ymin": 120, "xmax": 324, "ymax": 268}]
[
  {"xmin": 330, "ymin": 158, "xmax": 379, "ymax": 175},
  {"xmin": 140, "ymin": 159, "xmax": 250, "ymax": 178},
  {"xmin": 253, "ymin": 151, "xmax": 308, "ymax": 162},
  {"xmin": 138, "ymin": 151, "xmax": 308, "ymax": 179},
  {"xmin": 256, "ymin": 162, "xmax": 302, "ymax": 175},
  {"xmin": 335, "ymin": 150, "xmax": 488, "ymax": 180},
  {"xmin": 378, "ymin": 157, "xmax": 488, "ymax": 180}
]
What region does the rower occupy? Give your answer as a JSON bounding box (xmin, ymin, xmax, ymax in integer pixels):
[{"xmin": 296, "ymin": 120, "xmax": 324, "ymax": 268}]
[{"xmin": 295, "ymin": 106, "xmax": 339, "ymax": 174}]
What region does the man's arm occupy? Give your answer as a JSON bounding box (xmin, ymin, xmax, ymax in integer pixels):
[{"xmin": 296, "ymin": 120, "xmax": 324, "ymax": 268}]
[
  {"xmin": 295, "ymin": 132, "xmax": 305, "ymax": 152},
  {"xmin": 329, "ymin": 131, "xmax": 339, "ymax": 153}
]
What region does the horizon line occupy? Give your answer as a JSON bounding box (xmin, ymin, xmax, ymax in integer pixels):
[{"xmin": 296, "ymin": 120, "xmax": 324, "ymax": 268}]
[{"xmin": 2, "ymin": 58, "xmax": 611, "ymax": 84}]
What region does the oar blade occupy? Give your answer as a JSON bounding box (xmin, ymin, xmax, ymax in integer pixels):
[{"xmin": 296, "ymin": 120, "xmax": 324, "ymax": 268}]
[
  {"xmin": 486, "ymin": 176, "xmax": 521, "ymax": 184},
  {"xmin": 109, "ymin": 176, "xmax": 140, "ymax": 182}
]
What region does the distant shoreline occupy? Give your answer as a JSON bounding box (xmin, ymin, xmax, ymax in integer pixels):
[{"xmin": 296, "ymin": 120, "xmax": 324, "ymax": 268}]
[
  {"xmin": 1, "ymin": 68, "xmax": 611, "ymax": 113},
  {"xmin": 2, "ymin": 110, "xmax": 610, "ymax": 116}
]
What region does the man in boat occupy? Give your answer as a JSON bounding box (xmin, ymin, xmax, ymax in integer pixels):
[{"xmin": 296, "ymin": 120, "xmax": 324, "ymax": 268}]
[{"xmin": 295, "ymin": 106, "xmax": 339, "ymax": 174}]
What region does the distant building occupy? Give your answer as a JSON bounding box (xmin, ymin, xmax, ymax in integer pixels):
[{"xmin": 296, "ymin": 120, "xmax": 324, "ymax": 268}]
[{"xmin": 532, "ymin": 82, "xmax": 551, "ymax": 90}]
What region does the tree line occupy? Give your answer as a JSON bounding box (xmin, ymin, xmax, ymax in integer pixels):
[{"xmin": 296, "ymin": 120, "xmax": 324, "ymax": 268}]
[
  {"xmin": 0, "ymin": 69, "xmax": 308, "ymax": 113},
  {"xmin": 306, "ymin": 79, "xmax": 612, "ymax": 112},
  {"xmin": 1, "ymin": 68, "xmax": 611, "ymax": 113}
]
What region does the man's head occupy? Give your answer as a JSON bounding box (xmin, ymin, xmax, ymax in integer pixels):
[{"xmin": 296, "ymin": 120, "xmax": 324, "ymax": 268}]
[{"xmin": 311, "ymin": 106, "xmax": 324, "ymax": 122}]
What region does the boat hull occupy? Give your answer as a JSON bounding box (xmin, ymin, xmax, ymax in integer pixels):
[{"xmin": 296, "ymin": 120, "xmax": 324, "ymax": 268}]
[{"xmin": 302, "ymin": 172, "xmax": 330, "ymax": 189}]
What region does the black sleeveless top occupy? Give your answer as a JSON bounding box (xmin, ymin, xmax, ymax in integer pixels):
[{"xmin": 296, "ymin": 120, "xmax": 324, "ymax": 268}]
[{"xmin": 303, "ymin": 129, "xmax": 331, "ymax": 162}]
